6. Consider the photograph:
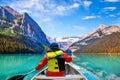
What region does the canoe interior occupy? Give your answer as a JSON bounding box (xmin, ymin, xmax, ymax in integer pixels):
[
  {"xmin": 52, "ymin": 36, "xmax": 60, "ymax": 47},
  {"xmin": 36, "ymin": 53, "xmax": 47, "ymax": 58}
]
[{"xmin": 32, "ymin": 63, "xmax": 86, "ymax": 80}]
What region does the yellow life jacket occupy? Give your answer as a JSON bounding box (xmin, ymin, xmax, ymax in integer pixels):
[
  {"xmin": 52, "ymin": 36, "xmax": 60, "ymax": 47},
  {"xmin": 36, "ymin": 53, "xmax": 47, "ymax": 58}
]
[{"xmin": 47, "ymin": 50, "xmax": 65, "ymax": 72}]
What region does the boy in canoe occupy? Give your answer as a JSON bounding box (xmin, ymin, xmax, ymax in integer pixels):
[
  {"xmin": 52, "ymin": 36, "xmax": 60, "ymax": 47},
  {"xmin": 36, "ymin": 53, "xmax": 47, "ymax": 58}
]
[{"xmin": 35, "ymin": 42, "xmax": 72, "ymax": 76}]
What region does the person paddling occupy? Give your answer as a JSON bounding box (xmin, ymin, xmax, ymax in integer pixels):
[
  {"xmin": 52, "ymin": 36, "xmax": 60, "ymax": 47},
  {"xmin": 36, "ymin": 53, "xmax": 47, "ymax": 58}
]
[{"xmin": 35, "ymin": 42, "xmax": 72, "ymax": 76}]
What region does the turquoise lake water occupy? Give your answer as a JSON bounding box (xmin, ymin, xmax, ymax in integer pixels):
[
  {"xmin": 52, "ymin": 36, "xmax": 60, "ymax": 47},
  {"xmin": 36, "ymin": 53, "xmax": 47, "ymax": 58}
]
[{"xmin": 0, "ymin": 54, "xmax": 120, "ymax": 80}]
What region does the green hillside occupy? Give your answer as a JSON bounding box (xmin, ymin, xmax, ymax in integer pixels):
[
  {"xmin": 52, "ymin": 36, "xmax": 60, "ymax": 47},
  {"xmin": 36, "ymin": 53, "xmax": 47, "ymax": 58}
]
[
  {"xmin": 75, "ymin": 32, "xmax": 120, "ymax": 54},
  {"xmin": 0, "ymin": 18, "xmax": 46, "ymax": 54},
  {"xmin": 0, "ymin": 34, "xmax": 45, "ymax": 54}
]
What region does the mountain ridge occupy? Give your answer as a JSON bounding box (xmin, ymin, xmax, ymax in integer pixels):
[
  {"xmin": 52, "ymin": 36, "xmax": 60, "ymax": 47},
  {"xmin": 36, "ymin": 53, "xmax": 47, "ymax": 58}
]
[
  {"xmin": 74, "ymin": 32, "xmax": 120, "ymax": 54},
  {"xmin": 0, "ymin": 6, "xmax": 50, "ymax": 46},
  {"xmin": 0, "ymin": 34, "xmax": 45, "ymax": 54},
  {"xmin": 0, "ymin": 6, "xmax": 50, "ymax": 53},
  {"xmin": 70, "ymin": 25, "xmax": 120, "ymax": 53},
  {"xmin": 0, "ymin": 6, "xmax": 20, "ymax": 16}
]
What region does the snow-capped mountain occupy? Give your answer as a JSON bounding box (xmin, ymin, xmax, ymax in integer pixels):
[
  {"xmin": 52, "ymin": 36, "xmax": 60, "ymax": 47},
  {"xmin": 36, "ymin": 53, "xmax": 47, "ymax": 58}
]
[
  {"xmin": 56, "ymin": 36, "xmax": 83, "ymax": 43},
  {"xmin": 0, "ymin": 6, "xmax": 50, "ymax": 46},
  {"xmin": 55, "ymin": 36, "xmax": 84, "ymax": 50},
  {"xmin": 70, "ymin": 25, "xmax": 120, "ymax": 52}
]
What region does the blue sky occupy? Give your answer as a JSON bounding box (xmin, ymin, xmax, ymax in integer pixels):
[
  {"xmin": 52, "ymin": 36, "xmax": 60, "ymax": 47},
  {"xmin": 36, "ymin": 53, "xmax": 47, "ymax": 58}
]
[{"xmin": 0, "ymin": 0, "xmax": 120, "ymax": 38}]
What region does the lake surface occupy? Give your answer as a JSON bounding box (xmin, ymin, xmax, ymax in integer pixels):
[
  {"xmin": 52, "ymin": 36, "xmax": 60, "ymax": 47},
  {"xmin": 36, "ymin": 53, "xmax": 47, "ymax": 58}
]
[
  {"xmin": 0, "ymin": 53, "xmax": 120, "ymax": 80},
  {"xmin": 73, "ymin": 54, "xmax": 120, "ymax": 80}
]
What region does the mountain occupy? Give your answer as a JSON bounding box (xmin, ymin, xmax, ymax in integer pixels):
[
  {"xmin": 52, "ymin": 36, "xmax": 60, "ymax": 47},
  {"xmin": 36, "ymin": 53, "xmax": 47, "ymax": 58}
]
[
  {"xmin": 0, "ymin": 34, "xmax": 45, "ymax": 53},
  {"xmin": 57, "ymin": 36, "xmax": 84, "ymax": 43},
  {"xmin": 21, "ymin": 13, "xmax": 49, "ymax": 46},
  {"xmin": 0, "ymin": 6, "xmax": 50, "ymax": 53},
  {"xmin": 70, "ymin": 25, "xmax": 120, "ymax": 53},
  {"xmin": 75, "ymin": 32, "xmax": 120, "ymax": 53},
  {"xmin": 0, "ymin": 6, "xmax": 16, "ymax": 20},
  {"xmin": 47, "ymin": 36, "xmax": 84, "ymax": 50},
  {"xmin": 55, "ymin": 36, "xmax": 84, "ymax": 50},
  {"xmin": 0, "ymin": 6, "xmax": 49, "ymax": 45}
]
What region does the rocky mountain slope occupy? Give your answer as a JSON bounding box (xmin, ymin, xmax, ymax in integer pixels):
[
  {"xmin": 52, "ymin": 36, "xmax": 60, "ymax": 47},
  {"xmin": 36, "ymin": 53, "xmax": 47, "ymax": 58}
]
[
  {"xmin": 0, "ymin": 34, "xmax": 45, "ymax": 53},
  {"xmin": 0, "ymin": 6, "xmax": 50, "ymax": 53},
  {"xmin": 0, "ymin": 6, "xmax": 49, "ymax": 46},
  {"xmin": 70, "ymin": 25, "xmax": 120, "ymax": 53},
  {"xmin": 74, "ymin": 32, "xmax": 120, "ymax": 53},
  {"xmin": 55, "ymin": 36, "xmax": 84, "ymax": 50}
]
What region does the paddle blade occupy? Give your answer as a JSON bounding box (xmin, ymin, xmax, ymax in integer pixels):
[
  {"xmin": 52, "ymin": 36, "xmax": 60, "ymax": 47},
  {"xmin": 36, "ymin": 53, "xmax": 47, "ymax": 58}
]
[{"xmin": 8, "ymin": 75, "xmax": 26, "ymax": 80}]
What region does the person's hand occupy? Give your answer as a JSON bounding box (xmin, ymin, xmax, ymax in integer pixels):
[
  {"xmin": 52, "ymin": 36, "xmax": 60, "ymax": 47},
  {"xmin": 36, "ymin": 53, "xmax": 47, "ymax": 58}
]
[
  {"xmin": 65, "ymin": 49, "xmax": 72, "ymax": 56},
  {"xmin": 35, "ymin": 65, "xmax": 40, "ymax": 70}
]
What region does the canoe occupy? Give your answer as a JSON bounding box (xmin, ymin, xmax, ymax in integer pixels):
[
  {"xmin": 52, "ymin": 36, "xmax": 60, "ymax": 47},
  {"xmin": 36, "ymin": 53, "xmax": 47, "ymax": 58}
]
[{"xmin": 32, "ymin": 63, "xmax": 87, "ymax": 80}]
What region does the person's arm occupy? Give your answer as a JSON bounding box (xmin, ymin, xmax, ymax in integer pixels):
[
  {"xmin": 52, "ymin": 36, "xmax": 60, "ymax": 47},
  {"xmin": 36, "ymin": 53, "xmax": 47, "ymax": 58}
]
[
  {"xmin": 62, "ymin": 53, "xmax": 72, "ymax": 62},
  {"xmin": 35, "ymin": 55, "xmax": 48, "ymax": 70}
]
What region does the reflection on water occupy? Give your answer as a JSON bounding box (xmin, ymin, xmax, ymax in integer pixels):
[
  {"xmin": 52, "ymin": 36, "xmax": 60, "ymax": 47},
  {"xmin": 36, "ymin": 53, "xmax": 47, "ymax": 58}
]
[
  {"xmin": 73, "ymin": 54, "xmax": 120, "ymax": 80},
  {"xmin": 0, "ymin": 53, "xmax": 120, "ymax": 80}
]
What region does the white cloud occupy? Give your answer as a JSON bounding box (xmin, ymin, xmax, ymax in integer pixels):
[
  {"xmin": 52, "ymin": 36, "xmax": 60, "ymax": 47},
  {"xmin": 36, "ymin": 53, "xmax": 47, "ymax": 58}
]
[
  {"xmin": 54, "ymin": 3, "xmax": 80, "ymax": 16},
  {"xmin": 9, "ymin": 0, "xmax": 80, "ymax": 16},
  {"xmin": 34, "ymin": 3, "xmax": 44, "ymax": 11},
  {"xmin": 109, "ymin": 14, "xmax": 116, "ymax": 17},
  {"xmin": 103, "ymin": 7, "xmax": 117, "ymax": 11},
  {"xmin": 69, "ymin": 3, "xmax": 80, "ymax": 8},
  {"xmin": 83, "ymin": 1, "xmax": 92, "ymax": 9},
  {"xmin": 55, "ymin": 6, "xmax": 66, "ymax": 16},
  {"xmin": 8, "ymin": 0, "xmax": 81, "ymax": 31},
  {"xmin": 42, "ymin": 18, "xmax": 52, "ymax": 22},
  {"xmin": 104, "ymin": 0, "xmax": 120, "ymax": 2},
  {"xmin": 82, "ymin": 16, "xmax": 97, "ymax": 20},
  {"xmin": 10, "ymin": 0, "xmax": 39, "ymax": 9},
  {"xmin": 17, "ymin": 9, "xmax": 32, "ymax": 14}
]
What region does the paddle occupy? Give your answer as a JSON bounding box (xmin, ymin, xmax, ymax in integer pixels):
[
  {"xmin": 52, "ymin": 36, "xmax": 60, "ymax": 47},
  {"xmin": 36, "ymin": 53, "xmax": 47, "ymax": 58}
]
[{"xmin": 8, "ymin": 69, "xmax": 36, "ymax": 80}]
